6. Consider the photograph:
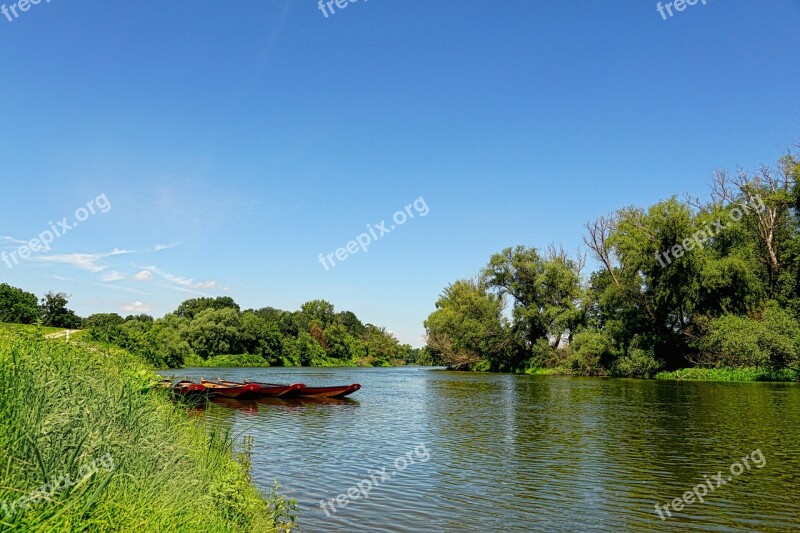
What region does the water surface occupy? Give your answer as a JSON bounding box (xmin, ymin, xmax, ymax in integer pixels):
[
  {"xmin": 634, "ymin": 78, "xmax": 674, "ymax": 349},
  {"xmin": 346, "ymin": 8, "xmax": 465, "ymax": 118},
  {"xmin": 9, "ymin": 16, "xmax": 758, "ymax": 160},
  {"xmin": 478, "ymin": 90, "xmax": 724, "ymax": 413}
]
[{"xmin": 164, "ymin": 367, "xmax": 800, "ymax": 532}]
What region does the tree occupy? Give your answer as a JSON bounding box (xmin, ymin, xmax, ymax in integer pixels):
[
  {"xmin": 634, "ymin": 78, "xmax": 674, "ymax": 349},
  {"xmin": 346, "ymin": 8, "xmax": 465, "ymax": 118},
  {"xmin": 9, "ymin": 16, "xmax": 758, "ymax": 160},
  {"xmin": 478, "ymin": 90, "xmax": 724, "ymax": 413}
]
[
  {"xmin": 39, "ymin": 292, "xmax": 81, "ymax": 329},
  {"xmin": 174, "ymin": 296, "xmax": 240, "ymax": 320},
  {"xmin": 85, "ymin": 313, "xmax": 125, "ymax": 343},
  {"xmin": 0, "ymin": 283, "xmax": 39, "ymax": 324},
  {"xmin": 183, "ymin": 307, "xmax": 243, "ymax": 359},
  {"xmin": 299, "ymin": 300, "xmax": 335, "ymax": 329},
  {"xmin": 424, "ymin": 279, "xmax": 513, "ymax": 371},
  {"xmin": 481, "ymin": 246, "xmax": 584, "ymax": 352}
]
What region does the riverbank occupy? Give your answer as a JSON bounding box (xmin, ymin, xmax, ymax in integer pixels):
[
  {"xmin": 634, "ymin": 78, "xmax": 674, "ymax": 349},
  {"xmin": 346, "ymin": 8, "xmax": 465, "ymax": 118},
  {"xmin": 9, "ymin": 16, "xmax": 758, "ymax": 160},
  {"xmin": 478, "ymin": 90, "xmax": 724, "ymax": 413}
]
[
  {"xmin": 521, "ymin": 366, "xmax": 799, "ymax": 382},
  {"xmin": 0, "ymin": 325, "xmax": 295, "ymax": 532},
  {"xmin": 655, "ymin": 367, "xmax": 799, "ymax": 382}
]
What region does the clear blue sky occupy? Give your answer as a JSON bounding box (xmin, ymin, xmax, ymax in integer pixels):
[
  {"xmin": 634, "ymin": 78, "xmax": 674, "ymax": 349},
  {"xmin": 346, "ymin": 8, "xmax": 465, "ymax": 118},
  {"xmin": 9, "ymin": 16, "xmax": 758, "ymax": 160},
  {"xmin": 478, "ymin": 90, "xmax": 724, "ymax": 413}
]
[{"xmin": 1, "ymin": 0, "xmax": 798, "ymax": 346}]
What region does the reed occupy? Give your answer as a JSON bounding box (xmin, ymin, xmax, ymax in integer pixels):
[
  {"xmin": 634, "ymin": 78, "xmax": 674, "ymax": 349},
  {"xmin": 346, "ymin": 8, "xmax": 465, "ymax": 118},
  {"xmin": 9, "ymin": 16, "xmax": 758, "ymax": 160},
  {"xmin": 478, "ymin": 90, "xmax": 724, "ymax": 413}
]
[{"xmin": 0, "ymin": 325, "xmax": 296, "ymax": 532}]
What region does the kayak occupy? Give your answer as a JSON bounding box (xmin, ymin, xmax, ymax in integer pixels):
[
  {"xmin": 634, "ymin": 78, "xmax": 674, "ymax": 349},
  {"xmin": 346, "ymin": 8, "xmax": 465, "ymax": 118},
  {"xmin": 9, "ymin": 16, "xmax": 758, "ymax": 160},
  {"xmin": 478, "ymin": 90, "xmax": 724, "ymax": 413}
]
[{"xmin": 199, "ymin": 379, "xmax": 260, "ymax": 399}]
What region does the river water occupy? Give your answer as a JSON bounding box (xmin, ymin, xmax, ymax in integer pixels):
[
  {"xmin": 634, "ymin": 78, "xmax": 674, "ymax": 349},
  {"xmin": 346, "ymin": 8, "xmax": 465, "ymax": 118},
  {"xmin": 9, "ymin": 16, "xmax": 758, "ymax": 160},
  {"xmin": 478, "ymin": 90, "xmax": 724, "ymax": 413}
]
[{"xmin": 165, "ymin": 367, "xmax": 800, "ymax": 532}]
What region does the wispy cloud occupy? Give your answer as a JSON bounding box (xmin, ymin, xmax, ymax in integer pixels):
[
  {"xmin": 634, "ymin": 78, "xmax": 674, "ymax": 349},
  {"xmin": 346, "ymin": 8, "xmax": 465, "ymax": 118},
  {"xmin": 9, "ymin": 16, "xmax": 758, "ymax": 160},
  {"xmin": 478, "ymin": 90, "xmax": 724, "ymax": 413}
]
[
  {"xmin": 0, "ymin": 235, "xmax": 27, "ymax": 247},
  {"xmin": 154, "ymin": 242, "xmax": 180, "ymax": 252},
  {"xmin": 121, "ymin": 301, "xmax": 151, "ymax": 313},
  {"xmin": 138, "ymin": 265, "xmax": 230, "ymax": 294},
  {"xmin": 102, "ymin": 271, "xmax": 125, "ymax": 282},
  {"xmin": 44, "ymin": 275, "xmax": 151, "ymax": 296},
  {"xmin": 33, "ymin": 249, "xmax": 135, "ymax": 274}
]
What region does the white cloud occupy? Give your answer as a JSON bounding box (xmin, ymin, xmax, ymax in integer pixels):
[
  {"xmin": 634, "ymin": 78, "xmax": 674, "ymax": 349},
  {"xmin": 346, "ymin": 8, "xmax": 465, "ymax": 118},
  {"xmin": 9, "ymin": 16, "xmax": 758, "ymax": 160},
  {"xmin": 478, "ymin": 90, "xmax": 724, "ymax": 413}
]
[
  {"xmin": 102, "ymin": 271, "xmax": 125, "ymax": 282},
  {"xmin": 145, "ymin": 265, "xmax": 230, "ymax": 293},
  {"xmin": 0, "ymin": 235, "xmax": 27, "ymax": 247},
  {"xmin": 154, "ymin": 243, "xmax": 180, "ymax": 252},
  {"xmin": 32, "ymin": 249, "xmax": 135, "ymax": 274},
  {"xmin": 133, "ymin": 270, "xmax": 154, "ymax": 282},
  {"xmin": 121, "ymin": 301, "xmax": 151, "ymax": 313},
  {"xmin": 35, "ymin": 253, "xmax": 110, "ymax": 273}
]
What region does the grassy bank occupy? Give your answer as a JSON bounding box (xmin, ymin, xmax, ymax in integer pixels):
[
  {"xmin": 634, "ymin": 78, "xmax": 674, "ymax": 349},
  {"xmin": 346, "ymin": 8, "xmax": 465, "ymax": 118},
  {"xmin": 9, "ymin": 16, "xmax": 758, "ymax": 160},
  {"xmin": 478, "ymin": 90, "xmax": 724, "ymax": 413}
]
[
  {"xmin": 655, "ymin": 367, "xmax": 799, "ymax": 382},
  {"xmin": 0, "ymin": 325, "xmax": 296, "ymax": 532}
]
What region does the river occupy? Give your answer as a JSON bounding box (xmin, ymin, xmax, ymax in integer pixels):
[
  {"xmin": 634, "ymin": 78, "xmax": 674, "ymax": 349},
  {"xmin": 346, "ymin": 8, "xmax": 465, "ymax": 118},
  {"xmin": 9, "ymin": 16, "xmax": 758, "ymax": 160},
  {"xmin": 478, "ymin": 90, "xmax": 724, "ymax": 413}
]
[{"xmin": 164, "ymin": 367, "xmax": 800, "ymax": 532}]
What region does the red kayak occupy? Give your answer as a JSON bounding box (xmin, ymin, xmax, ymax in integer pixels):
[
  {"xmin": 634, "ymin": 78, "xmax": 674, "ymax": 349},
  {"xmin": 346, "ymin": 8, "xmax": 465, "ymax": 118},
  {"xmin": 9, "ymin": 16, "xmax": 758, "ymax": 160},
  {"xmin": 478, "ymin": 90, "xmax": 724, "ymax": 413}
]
[
  {"xmin": 216, "ymin": 379, "xmax": 305, "ymax": 398},
  {"xmin": 200, "ymin": 379, "xmax": 260, "ymax": 399},
  {"xmin": 287, "ymin": 384, "xmax": 361, "ymax": 399}
]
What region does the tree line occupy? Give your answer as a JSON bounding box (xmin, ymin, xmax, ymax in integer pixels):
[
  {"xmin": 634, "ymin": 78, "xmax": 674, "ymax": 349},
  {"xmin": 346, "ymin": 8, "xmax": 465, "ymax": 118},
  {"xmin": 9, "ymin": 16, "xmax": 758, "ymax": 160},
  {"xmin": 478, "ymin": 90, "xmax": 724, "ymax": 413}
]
[
  {"xmin": 0, "ymin": 286, "xmax": 431, "ymax": 368},
  {"xmin": 425, "ymin": 148, "xmax": 800, "ymax": 377},
  {"xmin": 0, "ymin": 285, "xmax": 81, "ymax": 329}
]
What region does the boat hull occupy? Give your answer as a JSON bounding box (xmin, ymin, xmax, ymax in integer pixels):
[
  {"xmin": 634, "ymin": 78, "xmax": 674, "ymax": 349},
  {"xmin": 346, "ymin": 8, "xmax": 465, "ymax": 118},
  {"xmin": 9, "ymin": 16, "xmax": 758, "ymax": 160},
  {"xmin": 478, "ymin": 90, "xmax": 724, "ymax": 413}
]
[
  {"xmin": 287, "ymin": 384, "xmax": 361, "ymax": 399},
  {"xmin": 171, "ymin": 380, "xmax": 208, "ymax": 399},
  {"xmin": 215, "ymin": 380, "xmax": 306, "ymax": 398},
  {"xmin": 200, "ymin": 380, "xmax": 260, "ymax": 399}
]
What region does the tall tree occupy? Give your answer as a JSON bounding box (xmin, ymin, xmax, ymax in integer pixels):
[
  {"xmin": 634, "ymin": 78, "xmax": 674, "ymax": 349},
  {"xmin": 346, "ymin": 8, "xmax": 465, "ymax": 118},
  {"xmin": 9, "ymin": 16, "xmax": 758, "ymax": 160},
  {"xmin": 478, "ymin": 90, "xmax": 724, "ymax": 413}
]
[{"xmin": 39, "ymin": 292, "xmax": 81, "ymax": 329}]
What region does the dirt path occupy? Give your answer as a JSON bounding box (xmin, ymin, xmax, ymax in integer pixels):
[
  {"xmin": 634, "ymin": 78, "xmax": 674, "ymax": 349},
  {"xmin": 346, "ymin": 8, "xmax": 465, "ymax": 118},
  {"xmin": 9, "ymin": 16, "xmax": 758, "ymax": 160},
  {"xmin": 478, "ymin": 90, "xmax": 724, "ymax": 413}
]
[{"xmin": 45, "ymin": 329, "xmax": 78, "ymax": 339}]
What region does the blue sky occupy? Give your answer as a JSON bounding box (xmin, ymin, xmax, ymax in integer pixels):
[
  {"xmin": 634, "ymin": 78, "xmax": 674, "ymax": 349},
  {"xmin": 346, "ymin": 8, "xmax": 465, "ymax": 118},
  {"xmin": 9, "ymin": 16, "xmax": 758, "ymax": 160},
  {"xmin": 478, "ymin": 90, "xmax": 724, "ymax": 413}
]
[{"xmin": 0, "ymin": 0, "xmax": 798, "ymax": 346}]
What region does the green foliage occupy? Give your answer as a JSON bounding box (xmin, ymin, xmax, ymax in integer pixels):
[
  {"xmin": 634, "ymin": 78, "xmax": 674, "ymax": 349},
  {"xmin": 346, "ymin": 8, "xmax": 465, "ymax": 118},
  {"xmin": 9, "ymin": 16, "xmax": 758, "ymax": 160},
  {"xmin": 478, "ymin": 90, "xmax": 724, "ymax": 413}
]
[
  {"xmin": 427, "ymin": 145, "xmax": 800, "ymax": 379},
  {"xmin": 39, "ymin": 292, "xmax": 81, "ymax": 329},
  {"xmin": 0, "ymin": 283, "xmax": 38, "ymax": 324},
  {"xmin": 201, "ymin": 354, "xmax": 271, "ymax": 368},
  {"xmin": 655, "ymin": 367, "xmax": 799, "ymax": 382},
  {"xmin": 0, "ymin": 326, "xmax": 291, "ymax": 531},
  {"xmin": 568, "ymin": 329, "xmax": 617, "ymax": 375},
  {"xmin": 424, "ymin": 279, "xmax": 512, "ymax": 371},
  {"xmin": 174, "ymin": 296, "xmax": 240, "ymax": 319},
  {"xmin": 698, "ymin": 302, "xmax": 800, "ymax": 370},
  {"xmin": 611, "ymin": 348, "xmax": 664, "ymax": 378}
]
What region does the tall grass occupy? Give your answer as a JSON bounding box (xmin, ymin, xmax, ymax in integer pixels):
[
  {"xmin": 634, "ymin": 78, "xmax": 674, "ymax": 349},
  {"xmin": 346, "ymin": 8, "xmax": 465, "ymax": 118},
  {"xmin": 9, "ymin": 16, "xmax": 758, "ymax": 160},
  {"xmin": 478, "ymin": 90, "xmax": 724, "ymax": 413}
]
[
  {"xmin": 0, "ymin": 326, "xmax": 295, "ymax": 532},
  {"xmin": 655, "ymin": 367, "xmax": 799, "ymax": 382}
]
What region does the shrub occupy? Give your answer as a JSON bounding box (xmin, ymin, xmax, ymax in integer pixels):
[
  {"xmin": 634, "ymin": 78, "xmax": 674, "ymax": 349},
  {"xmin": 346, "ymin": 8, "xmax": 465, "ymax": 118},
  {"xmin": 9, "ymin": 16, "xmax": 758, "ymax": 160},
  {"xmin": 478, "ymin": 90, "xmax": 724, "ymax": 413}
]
[
  {"xmin": 611, "ymin": 348, "xmax": 664, "ymax": 378},
  {"xmin": 569, "ymin": 329, "xmax": 617, "ymax": 375}
]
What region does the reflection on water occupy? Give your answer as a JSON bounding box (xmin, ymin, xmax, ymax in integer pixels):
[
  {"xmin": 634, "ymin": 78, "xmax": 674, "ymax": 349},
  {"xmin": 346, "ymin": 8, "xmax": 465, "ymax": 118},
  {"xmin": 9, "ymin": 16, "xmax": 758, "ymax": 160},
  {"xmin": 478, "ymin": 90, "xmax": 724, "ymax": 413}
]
[{"xmin": 162, "ymin": 367, "xmax": 800, "ymax": 532}]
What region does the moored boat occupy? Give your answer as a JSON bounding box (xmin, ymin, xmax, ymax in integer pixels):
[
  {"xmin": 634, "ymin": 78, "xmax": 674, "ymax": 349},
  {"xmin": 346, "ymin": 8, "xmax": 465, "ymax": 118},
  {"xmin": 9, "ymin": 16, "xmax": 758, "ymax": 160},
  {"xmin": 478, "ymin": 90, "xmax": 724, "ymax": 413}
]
[
  {"xmin": 171, "ymin": 380, "xmax": 208, "ymax": 398},
  {"xmin": 215, "ymin": 379, "xmax": 306, "ymax": 398},
  {"xmin": 215, "ymin": 379, "xmax": 361, "ymax": 399},
  {"xmin": 199, "ymin": 379, "xmax": 260, "ymax": 399},
  {"xmin": 287, "ymin": 384, "xmax": 361, "ymax": 399}
]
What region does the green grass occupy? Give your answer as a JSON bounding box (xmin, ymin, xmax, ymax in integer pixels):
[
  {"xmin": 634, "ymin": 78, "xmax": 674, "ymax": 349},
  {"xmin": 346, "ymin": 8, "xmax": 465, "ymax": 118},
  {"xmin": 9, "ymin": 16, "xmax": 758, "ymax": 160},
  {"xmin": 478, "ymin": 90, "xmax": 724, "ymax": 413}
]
[
  {"xmin": 521, "ymin": 367, "xmax": 569, "ymax": 376},
  {"xmin": 0, "ymin": 325, "xmax": 296, "ymax": 532},
  {"xmin": 0, "ymin": 323, "xmax": 64, "ymax": 337},
  {"xmin": 655, "ymin": 367, "xmax": 799, "ymax": 382}
]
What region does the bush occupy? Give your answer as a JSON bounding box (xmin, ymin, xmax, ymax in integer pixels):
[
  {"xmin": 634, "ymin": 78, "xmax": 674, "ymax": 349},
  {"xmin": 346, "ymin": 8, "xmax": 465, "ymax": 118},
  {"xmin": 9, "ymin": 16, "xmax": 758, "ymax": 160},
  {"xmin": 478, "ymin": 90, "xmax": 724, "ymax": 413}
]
[
  {"xmin": 611, "ymin": 348, "xmax": 664, "ymax": 378},
  {"xmin": 569, "ymin": 329, "xmax": 617, "ymax": 375},
  {"xmin": 699, "ymin": 302, "xmax": 800, "ymax": 370}
]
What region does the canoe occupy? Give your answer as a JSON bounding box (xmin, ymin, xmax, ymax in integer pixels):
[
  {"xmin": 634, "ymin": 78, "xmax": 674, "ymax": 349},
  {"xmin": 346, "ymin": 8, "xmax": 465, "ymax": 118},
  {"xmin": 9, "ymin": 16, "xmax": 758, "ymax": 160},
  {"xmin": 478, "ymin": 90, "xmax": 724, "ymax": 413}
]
[
  {"xmin": 199, "ymin": 379, "xmax": 260, "ymax": 399},
  {"xmin": 215, "ymin": 380, "xmax": 361, "ymax": 399},
  {"xmin": 171, "ymin": 380, "xmax": 208, "ymax": 398},
  {"xmin": 215, "ymin": 380, "xmax": 306, "ymax": 398},
  {"xmin": 287, "ymin": 384, "xmax": 361, "ymax": 399}
]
